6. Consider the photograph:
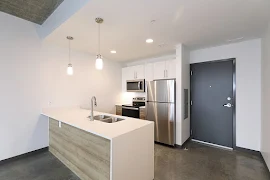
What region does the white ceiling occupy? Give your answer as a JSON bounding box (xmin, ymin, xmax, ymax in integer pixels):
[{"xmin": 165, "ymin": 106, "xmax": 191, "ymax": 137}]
[{"xmin": 45, "ymin": 0, "xmax": 270, "ymax": 62}]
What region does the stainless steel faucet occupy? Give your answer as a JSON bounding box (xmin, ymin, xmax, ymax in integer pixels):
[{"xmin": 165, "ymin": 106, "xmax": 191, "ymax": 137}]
[{"xmin": 90, "ymin": 96, "xmax": 97, "ymax": 121}]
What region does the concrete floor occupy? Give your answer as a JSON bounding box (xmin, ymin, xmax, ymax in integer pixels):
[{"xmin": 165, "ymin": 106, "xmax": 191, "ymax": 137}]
[
  {"xmin": 0, "ymin": 142, "xmax": 269, "ymax": 180},
  {"xmin": 155, "ymin": 142, "xmax": 270, "ymax": 180}
]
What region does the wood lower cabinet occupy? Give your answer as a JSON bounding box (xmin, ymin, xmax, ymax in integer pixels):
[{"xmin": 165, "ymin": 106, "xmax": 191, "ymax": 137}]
[
  {"xmin": 116, "ymin": 105, "xmax": 122, "ymax": 115},
  {"xmin": 140, "ymin": 107, "xmax": 146, "ymax": 120}
]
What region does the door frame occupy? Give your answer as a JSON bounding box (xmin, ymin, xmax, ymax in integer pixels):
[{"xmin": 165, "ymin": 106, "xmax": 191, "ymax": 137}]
[{"xmin": 190, "ymin": 58, "xmax": 236, "ymax": 149}]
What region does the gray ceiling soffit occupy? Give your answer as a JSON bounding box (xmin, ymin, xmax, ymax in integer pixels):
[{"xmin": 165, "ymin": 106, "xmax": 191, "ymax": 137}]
[{"xmin": 0, "ymin": 0, "xmax": 64, "ymax": 25}]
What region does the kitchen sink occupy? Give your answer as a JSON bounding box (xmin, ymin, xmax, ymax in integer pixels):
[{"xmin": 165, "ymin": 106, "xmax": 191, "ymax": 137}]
[
  {"xmin": 93, "ymin": 115, "xmax": 111, "ymax": 120},
  {"xmin": 88, "ymin": 115, "xmax": 125, "ymax": 123}
]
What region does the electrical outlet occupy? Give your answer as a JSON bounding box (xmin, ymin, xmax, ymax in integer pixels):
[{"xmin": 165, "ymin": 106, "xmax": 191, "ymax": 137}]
[{"xmin": 48, "ymin": 101, "xmax": 52, "ymax": 107}]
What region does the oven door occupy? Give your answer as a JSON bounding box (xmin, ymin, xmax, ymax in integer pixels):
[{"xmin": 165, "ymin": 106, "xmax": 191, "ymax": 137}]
[
  {"xmin": 126, "ymin": 80, "xmax": 145, "ymax": 92},
  {"xmin": 122, "ymin": 107, "xmax": 140, "ymax": 118}
]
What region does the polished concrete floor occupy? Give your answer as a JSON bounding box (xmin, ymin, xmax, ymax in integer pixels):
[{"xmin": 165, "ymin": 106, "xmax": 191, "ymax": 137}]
[
  {"xmin": 0, "ymin": 142, "xmax": 269, "ymax": 180},
  {"xmin": 155, "ymin": 142, "xmax": 270, "ymax": 180}
]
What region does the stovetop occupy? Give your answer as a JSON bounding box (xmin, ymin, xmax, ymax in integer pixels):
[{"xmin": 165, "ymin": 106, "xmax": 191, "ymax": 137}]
[{"xmin": 121, "ymin": 97, "xmax": 146, "ymax": 108}]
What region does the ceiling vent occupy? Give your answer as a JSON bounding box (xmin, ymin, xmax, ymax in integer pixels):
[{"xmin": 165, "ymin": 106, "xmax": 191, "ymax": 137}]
[{"xmin": 158, "ymin": 43, "xmax": 167, "ymax": 48}]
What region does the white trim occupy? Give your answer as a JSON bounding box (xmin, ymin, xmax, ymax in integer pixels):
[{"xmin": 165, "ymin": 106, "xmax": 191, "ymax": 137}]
[
  {"xmin": 110, "ymin": 140, "xmax": 113, "ymax": 180},
  {"xmin": 192, "ymin": 139, "xmax": 233, "ymax": 151}
]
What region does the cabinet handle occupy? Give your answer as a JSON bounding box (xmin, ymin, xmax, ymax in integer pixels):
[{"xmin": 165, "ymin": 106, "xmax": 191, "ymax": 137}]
[
  {"xmin": 164, "ymin": 70, "xmax": 165, "ymax": 78},
  {"xmin": 136, "ymin": 72, "xmax": 137, "ymax": 79},
  {"xmin": 134, "ymin": 72, "xmax": 136, "ymax": 79},
  {"xmin": 166, "ymin": 70, "xmax": 168, "ymax": 77}
]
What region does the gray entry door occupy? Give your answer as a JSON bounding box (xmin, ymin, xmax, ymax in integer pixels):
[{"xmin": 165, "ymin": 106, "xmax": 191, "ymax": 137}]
[{"xmin": 191, "ymin": 60, "xmax": 234, "ymax": 148}]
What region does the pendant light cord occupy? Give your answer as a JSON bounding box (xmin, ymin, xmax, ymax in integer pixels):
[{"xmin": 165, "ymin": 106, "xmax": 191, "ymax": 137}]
[
  {"xmin": 69, "ymin": 39, "xmax": 71, "ymax": 64},
  {"xmin": 98, "ymin": 23, "xmax": 100, "ymax": 54}
]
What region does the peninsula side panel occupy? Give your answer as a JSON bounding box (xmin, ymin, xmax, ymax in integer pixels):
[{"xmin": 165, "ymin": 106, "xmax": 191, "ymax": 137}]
[{"xmin": 49, "ymin": 118, "xmax": 111, "ymax": 180}]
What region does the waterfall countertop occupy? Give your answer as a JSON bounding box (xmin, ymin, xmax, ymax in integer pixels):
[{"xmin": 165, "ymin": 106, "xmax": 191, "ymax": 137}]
[{"xmin": 41, "ymin": 107, "xmax": 153, "ymax": 140}]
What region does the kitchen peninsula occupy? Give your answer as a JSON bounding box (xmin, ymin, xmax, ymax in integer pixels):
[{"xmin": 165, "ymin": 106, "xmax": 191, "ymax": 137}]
[{"xmin": 42, "ymin": 107, "xmax": 154, "ymax": 180}]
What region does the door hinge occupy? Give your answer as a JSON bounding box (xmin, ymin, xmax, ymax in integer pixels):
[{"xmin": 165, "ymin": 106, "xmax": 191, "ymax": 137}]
[
  {"xmin": 190, "ymin": 71, "xmax": 193, "ymax": 75},
  {"xmin": 191, "ymin": 100, "xmax": 193, "ymax": 106}
]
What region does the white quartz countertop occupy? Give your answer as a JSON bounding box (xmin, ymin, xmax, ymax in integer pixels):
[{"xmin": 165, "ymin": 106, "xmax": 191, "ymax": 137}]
[{"xmin": 42, "ymin": 107, "xmax": 153, "ymax": 140}]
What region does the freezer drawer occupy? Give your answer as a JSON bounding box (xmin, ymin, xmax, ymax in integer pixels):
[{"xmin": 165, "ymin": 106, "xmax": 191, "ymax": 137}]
[{"xmin": 146, "ymin": 102, "xmax": 175, "ymax": 146}]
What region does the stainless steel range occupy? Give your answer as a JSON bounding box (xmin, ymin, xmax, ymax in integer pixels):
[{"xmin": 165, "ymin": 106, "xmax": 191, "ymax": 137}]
[{"xmin": 122, "ymin": 97, "xmax": 145, "ymax": 118}]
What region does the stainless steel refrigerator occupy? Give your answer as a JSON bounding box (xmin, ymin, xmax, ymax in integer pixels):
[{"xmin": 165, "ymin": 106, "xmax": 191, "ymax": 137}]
[{"xmin": 146, "ymin": 79, "xmax": 176, "ymax": 146}]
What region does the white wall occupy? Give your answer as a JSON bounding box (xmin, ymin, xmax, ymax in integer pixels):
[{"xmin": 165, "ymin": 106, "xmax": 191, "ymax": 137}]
[
  {"xmin": 0, "ymin": 12, "xmax": 122, "ymax": 161},
  {"xmin": 190, "ymin": 39, "xmax": 262, "ymax": 151},
  {"xmin": 261, "ymin": 22, "xmax": 270, "ymax": 170},
  {"xmin": 176, "ymin": 44, "xmax": 191, "ymax": 145}
]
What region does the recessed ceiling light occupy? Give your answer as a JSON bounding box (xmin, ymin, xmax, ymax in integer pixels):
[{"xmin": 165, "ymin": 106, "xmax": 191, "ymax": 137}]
[
  {"xmin": 110, "ymin": 50, "xmax": 116, "ymax": 54},
  {"xmin": 146, "ymin": 39, "xmax": 154, "ymax": 43}
]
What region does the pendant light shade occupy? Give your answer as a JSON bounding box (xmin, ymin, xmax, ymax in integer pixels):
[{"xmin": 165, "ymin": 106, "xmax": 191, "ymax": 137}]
[
  {"xmin": 67, "ymin": 63, "xmax": 73, "ymax": 75},
  {"xmin": 95, "ymin": 54, "xmax": 103, "ymax": 70},
  {"xmin": 66, "ymin": 36, "xmax": 74, "ymax": 75},
  {"xmin": 95, "ymin": 17, "xmax": 104, "ymax": 70}
]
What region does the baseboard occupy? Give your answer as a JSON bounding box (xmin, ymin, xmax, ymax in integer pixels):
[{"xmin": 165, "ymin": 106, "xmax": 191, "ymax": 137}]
[
  {"xmin": 175, "ymin": 137, "xmax": 191, "ymax": 149},
  {"xmin": 260, "ymin": 153, "xmax": 270, "ymax": 178},
  {"xmin": 234, "ymin": 146, "xmax": 261, "ymax": 156},
  {"xmin": 0, "ymin": 147, "xmax": 49, "ymax": 165}
]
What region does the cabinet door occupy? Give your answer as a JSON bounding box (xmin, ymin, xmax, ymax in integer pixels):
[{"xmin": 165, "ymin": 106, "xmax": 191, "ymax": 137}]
[
  {"xmin": 123, "ymin": 66, "xmax": 135, "ymax": 80},
  {"xmin": 116, "ymin": 106, "xmax": 122, "ymax": 115},
  {"xmin": 122, "ymin": 67, "xmax": 135, "ymax": 92},
  {"xmin": 134, "ymin": 65, "xmax": 145, "ymax": 79},
  {"xmin": 166, "ymin": 59, "xmax": 176, "ymax": 79},
  {"xmin": 122, "ymin": 67, "xmax": 129, "ymax": 92},
  {"xmin": 145, "ymin": 63, "xmax": 153, "ymax": 82},
  {"xmin": 153, "ymin": 61, "xmax": 166, "ymax": 80}
]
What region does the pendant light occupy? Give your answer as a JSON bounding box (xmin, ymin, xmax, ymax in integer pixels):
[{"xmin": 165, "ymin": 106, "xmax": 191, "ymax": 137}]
[
  {"xmin": 95, "ymin": 17, "xmax": 104, "ymax": 70},
  {"xmin": 67, "ymin": 36, "xmax": 74, "ymax": 75}
]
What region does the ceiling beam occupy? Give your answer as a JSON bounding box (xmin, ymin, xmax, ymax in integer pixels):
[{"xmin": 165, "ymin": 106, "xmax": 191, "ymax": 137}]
[{"xmin": 36, "ymin": 0, "xmax": 90, "ymax": 39}]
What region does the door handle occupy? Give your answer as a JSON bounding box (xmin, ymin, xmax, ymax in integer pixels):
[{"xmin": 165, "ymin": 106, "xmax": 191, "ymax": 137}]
[{"xmin": 223, "ymin": 103, "xmax": 232, "ymax": 108}]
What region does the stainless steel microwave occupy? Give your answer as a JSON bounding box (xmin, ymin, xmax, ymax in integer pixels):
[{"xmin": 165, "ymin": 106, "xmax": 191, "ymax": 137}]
[{"xmin": 126, "ymin": 79, "xmax": 145, "ymax": 92}]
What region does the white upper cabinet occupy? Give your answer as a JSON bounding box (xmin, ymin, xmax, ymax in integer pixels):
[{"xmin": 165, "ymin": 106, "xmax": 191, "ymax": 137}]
[
  {"xmin": 133, "ymin": 65, "xmax": 145, "ymax": 79},
  {"xmin": 122, "ymin": 65, "xmax": 145, "ymax": 81},
  {"xmin": 122, "ymin": 59, "xmax": 176, "ymax": 86},
  {"xmin": 153, "ymin": 61, "xmax": 166, "ymax": 80},
  {"xmin": 153, "ymin": 59, "xmax": 176, "ymax": 80},
  {"xmin": 166, "ymin": 59, "xmax": 176, "ymax": 79},
  {"xmin": 122, "ymin": 66, "xmax": 134, "ymax": 81},
  {"xmin": 145, "ymin": 63, "xmax": 154, "ymax": 81},
  {"xmin": 122, "ymin": 67, "xmax": 130, "ymax": 91}
]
